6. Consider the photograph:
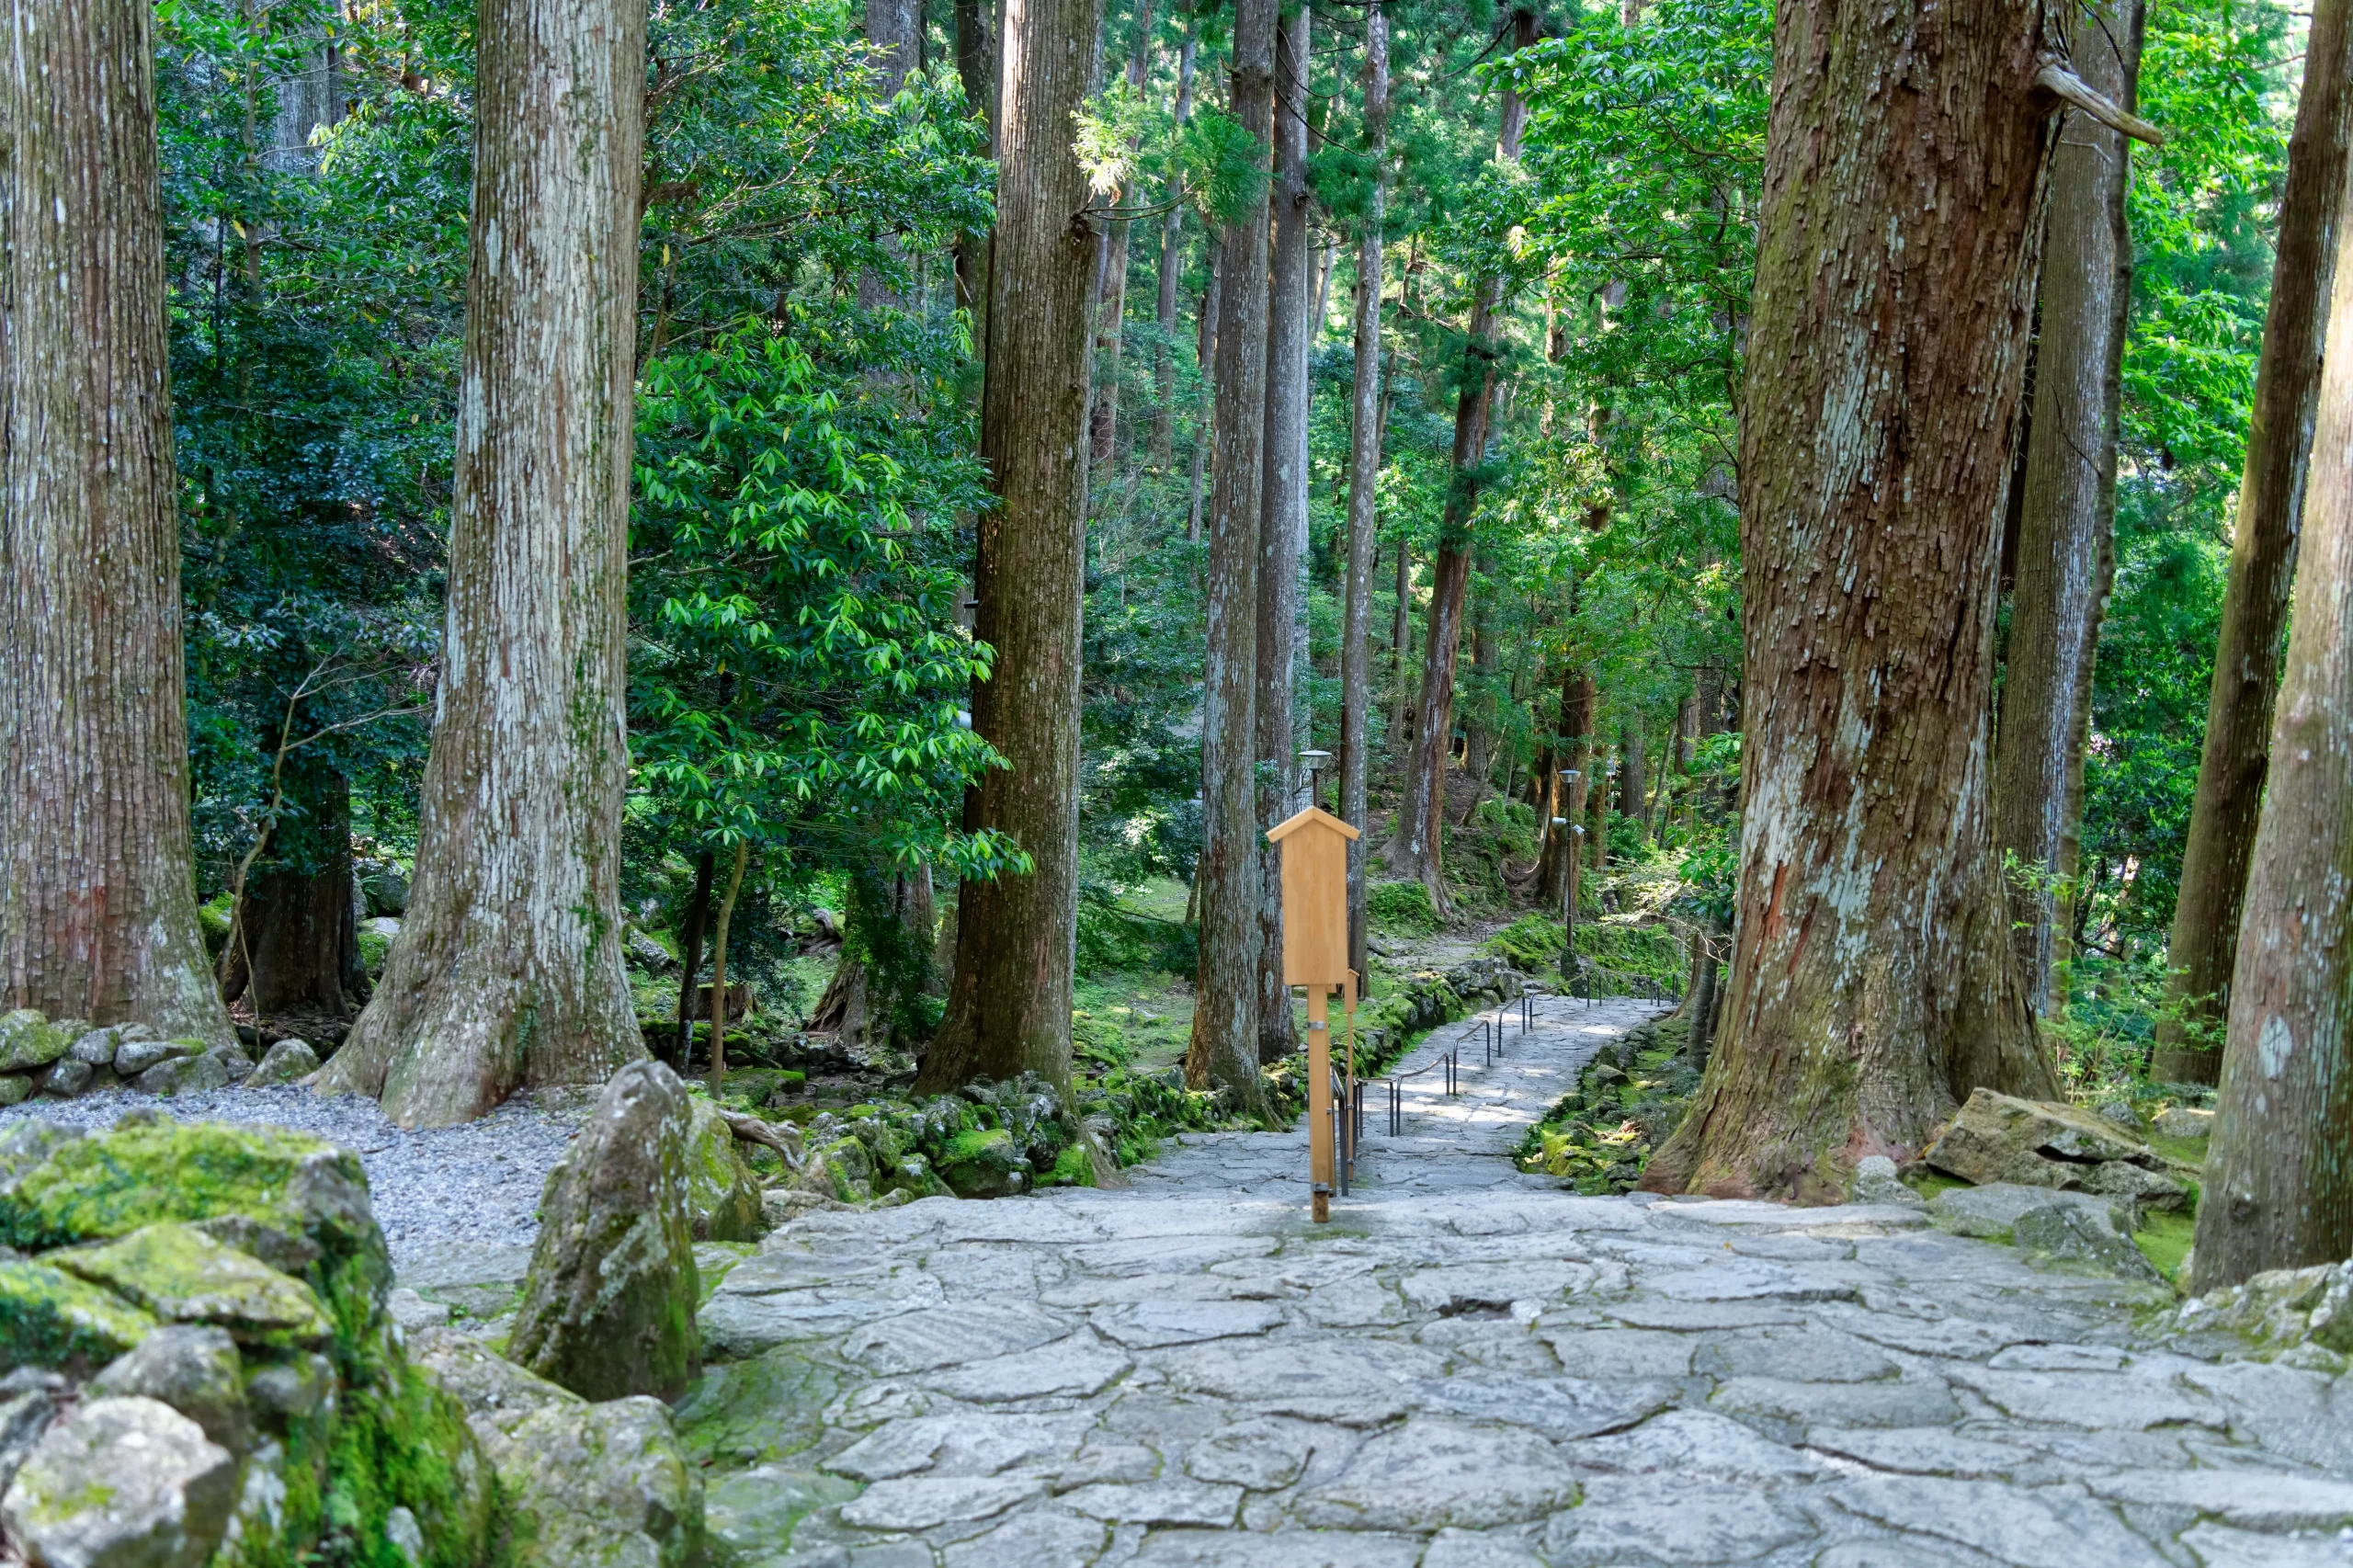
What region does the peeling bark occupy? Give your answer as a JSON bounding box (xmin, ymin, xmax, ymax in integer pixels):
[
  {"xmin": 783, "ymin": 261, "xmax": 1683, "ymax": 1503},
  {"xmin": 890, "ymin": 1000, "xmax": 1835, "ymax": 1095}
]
[
  {"xmin": 2158, "ymin": 0, "xmax": 2353, "ymax": 1083},
  {"xmin": 0, "ymin": 0, "xmax": 233, "ymax": 1045},
  {"xmin": 916, "ymin": 0, "xmax": 1099, "ymax": 1096},
  {"xmin": 316, "ymin": 0, "xmax": 646, "ymax": 1126},
  {"xmin": 1643, "ymin": 0, "xmax": 2062, "ymax": 1201}
]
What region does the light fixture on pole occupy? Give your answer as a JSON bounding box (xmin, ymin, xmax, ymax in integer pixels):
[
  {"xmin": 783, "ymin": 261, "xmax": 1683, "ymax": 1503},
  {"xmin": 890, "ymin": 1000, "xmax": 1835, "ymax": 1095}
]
[{"xmin": 1300, "ymin": 749, "xmax": 1333, "ymax": 812}]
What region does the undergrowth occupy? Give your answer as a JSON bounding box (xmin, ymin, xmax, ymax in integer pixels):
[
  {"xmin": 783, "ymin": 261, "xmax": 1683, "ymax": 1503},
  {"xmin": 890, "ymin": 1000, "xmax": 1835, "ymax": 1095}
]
[{"xmin": 1516, "ymin": 1011, "xmax": 1701, "ymax": 1193}]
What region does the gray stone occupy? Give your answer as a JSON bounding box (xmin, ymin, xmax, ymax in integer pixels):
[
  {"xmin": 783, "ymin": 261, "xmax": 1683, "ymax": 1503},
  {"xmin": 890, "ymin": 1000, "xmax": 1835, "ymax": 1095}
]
[
  {"xmin": 2011, "ymin": 1203, "xmax": 2163, "ymax": 1280},
  {"xmin": 51, "ymin": 1222, "xmax": 331, "ymax": 1346},
  {"xmin": 1131, "ymin": 1530, "xmax": 1425, "ymax": 1568},
  {"xmin": 1418, "ymin": 1529, "xmax": 1547, "ymax": 1568},
  {"xmin": 925, "ymin": 1329, "xmax": 1132, "ymax": 1403},
  {"xmin": 821, "ymin": 1413, "xmax": 1089, "ymax": 1482},
  {"xmin": 1092, "ymin": 1300, "xmax": 1285, "ymax": 1347},
  {"xmin": 1709, "ymin": 1376, "xmax": 1958, "ymax": 1435},
  {"xmin": 1060, "ymin": 1479, "xmax": 1243, "ymax": 1526},
  {"xmin": 1922, "ymin": 1088, "xmax": 2175, "ymax": 1196},
  {"xmin": 0, "ymin": 1395, "xmax": 240, "ymax": 1568},
  {"xmin": 244, "ymin": 1038, "xmax": 320, "ymax": 1087},
  {"xmin": 1638, "ymin": 1256, "xmax": 1856, "ymax": 1303},
  {"xmin": 0, "ymin": 1011, "xmax": 67, "ymax": 1074},
  {"xmin": 135, "ymin": 1049, "xmax": 234, "ymax": 1096},
  {"xmin": 1400, "ymin": 1260, "xmax": 1594, "ymax": 1313},
  {"xmin": 0, "ymin": 1119, "xmax": 85, "ymax": 1192},
  {"xmin": 1184, "ymin": 1418, "xmax": 1316, "ymax": 1491},
  {"xmin": 0, "ymin": 1371, "xmax": 65, "ymax": 1494},
  {"xmin": 683, "ymin": 1097, "xmax": 765, "ymax": 1243},
  {"xmin": 1927, "ymin": 1182, "xmax": 2134, "ymax": 1238},
  {"xmin": 387, "ymin": 1288, "xmax": 452, "ymax": 1332},
  {"xmin": 1568, "ymin": 1410, "xmax": 1825, "ymax": 1483},
  {"xmin": 114, "ymin": 1037, "xmax": 199, "ymax": 1078},
  {"xmin": 244, "ymin": 1354, "xmax": 332, "ymax": 1425},
  {"xmin": 2085, "ymin": 1470, "xmax": 2353, "ymax": 1531},
  {"xmin": 1802, "ymin": 1426, "xmax": 2045, "ymax": 1482},
  {"xmin": 508, "ymin": 1061, "xmax": 701, "ymax": 1402},
  {"xmin": 1541, "ymin": 1474, "xmax": 1814, "ymax": 1565},
  {"xmin": 1852, "ymin": 1156, "xmax": 1927, "ymax": 1209},
  {"xmin": 702, "ymin": 1467, "xmax": 857, "ymax": 1563},
  {"xmin": 846, "ymin": 1301, "xmax": 1071, "ymax": 1373},
  {"xmin": 1292, "ymin": 1417, "xmax": 1578, "ymax": 1531},
  {"xmin": 65, "ymin": 1029, "xmax": 119, "ymax": 1067},
  {"xmin": 0, "ymin": 1073, "xmax": 31, "ymax": 1108},
  {"xmin": 1417, "ymin": 1374, "xmax": 1677, "ymax": 1441},
  {"xmin": 2177, "ymin": 1522, "xmax": 2353, "ymax": 1567},
  {"xmin": 1693, "ymin": 1326, "xmax": 1900, "ymax": 1382},
  {"xmin": 407, "ymin": 1327, "xmax": 701, "ymax": 1568},
  {"xmin": 86, "ymin": 1326, "xmax": 248, "ymax": 1454},
  {"xmin": 2079, "ymin": 1158, "xmax": 2190, "ymax": 1211},
  {"xmin": 1944, "ymin": 1366, "xmax": 2225, "ymax": 1432},
  {"xmin": 36, "ymin": 1058, "xmax": 93, "ymax": 1098},
  {"xmin": 835, "ymin": 1475, "xmax": 1041, "ymax": 1529},
  {"xmin": 1825, "ymin": 1476, "xmax": 2172, "ymax": 1568},
  {"xmin": 940, "ymin": 1509, "xmax": 1108, "ymax": 1568},
  {"xmin": 2153, "ymin": 1108, "xmax": 2212, "ymax": 1142}
]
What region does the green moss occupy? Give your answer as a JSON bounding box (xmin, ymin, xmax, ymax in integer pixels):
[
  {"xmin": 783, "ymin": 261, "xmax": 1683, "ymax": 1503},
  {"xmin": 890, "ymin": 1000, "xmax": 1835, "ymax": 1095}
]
[
  {"xmin": 2133, "ymin": 1208, "xmax": 2197, "ymax": 1285},
  {"xmin": 0, "ymin": 1257, "xmax": 155, "ymax": 1374},
  {"xmin": 51, "ymin": 1222, "xmax": 332, "ymax": 1349},
  {"xmin": 1044, "ymin": 1142, "xmax": 1096, "ymax": 1187},
  {"xmin": 941, "ymin": 1126, "xmax": 1014, "ymax": 1167},
  {"xmin": 674, "ymin": 1345, "xmax": 842, "ymax": 1469},
  {"xmin": 1368, "ymin": 881, "xmax": 1438, "ymax": 937},
  {"xmin": 322, "ymin": 1361, "xmax": 495, "ymax": 1568}
]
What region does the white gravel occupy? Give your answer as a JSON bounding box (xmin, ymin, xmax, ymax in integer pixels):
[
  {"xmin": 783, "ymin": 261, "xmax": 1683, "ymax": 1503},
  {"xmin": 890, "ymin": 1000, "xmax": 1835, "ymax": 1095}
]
[{"xmin": 0, "ymin": 1085, "xmax": 585, "ymax": 1265}]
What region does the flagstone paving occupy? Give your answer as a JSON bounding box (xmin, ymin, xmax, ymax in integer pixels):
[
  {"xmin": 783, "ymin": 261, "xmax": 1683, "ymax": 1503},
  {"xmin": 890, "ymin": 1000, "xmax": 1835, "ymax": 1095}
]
[{"xmin": 665, "ymin": 995, "xmax": 2353, "ymax": 1566}]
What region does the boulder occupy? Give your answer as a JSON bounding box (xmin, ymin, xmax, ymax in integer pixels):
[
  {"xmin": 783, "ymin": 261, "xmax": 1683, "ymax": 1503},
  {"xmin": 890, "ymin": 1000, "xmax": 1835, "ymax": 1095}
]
[
  {"xmin": 49, "ymin": 1223, "xmax": 332, "ymax": 1350},
  {"xmin": 0, "ymin": 1121, "xmax": 83, "ymax": 1195},
  {"xmin": 65, "ymin": 1029, "xmax": 119, "ymax": 1067},
  {"xmin": 937, "ymin": 1126, "xmax": 1028, "ymax": 1199},
  {"xmin": 0, "ymin": 1074, "xmax": 30, "ymax": 1108},
  {"xmin": 0, "ymin": 1368, "xmax": 67, "ymax": 1494},
  {"xmin": 410, "ymin": 1327, "xmax": 704, "ymax": 1568},
  {"xmin": 2010, "ymin": 1203, "xmax": 2163, "ymax": 1283},
  {"xmin": 0, "ymin": 1257, "xmax": 156, "ymax": 1374},
  {"xmin": 37, "ymin": 1059, "xmax": 94, "ymax": 1098},
  {"xmin": 244, "ymin": 1038, "xmax": 321, "ymax": 1088},
  {"xmin": 506, "ymin": 1062, "xmax": 700, "ymax": 1402},
  {"xmin": 1, "ymin": 1395, "xmax": 240, "ymax": 1568},
  {"xmin": 1848, "ymin": 1155, "xmax": 1925, "ymax": 1209},
  {"xmin": 2169, "ymin": 1257, "xmax": 2353, "ymax": 1358},
  {"xmin": 114, "ymin": 1037, "xmax": 199, "ymax": 1079},
  {"xmin": 1923, "ymin": 1088, "xmax": 2185, "ymax": 1197},
  {"xmin": 0, "ymin": 1010, "xmax": 66, "ymax": 1074},
  {"xmin": 2154, "ymin": 1106, "xmax": 2214, "ymax": 1142},
  {"xmin": 136, "ymin": 1048, "xmax": 237, "ymax": 1097},
  {"xmin": 683, "ymin": 1097, "xmax": 765, "ymax": 1243},
  {"xmin": 1927, "ymin": 1182, "xmax": 2135, "ymax": 1239},
  {"xmin": 87, "ymin": 1325, "xmax": 250, "ymax": 1455}
]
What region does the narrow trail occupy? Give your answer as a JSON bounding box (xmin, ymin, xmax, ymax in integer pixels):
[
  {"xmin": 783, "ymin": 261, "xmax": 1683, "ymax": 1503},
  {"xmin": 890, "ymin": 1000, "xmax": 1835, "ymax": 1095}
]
[{"xmin": 676, "ymin": 994, "xmax": 2353, "ymax": 1568}]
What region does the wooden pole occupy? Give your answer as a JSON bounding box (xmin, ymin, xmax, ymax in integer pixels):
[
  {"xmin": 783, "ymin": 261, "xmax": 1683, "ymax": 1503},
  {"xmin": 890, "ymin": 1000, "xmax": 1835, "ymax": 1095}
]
[{"xmin": 1307, "ymin": 982, "xmax": 1333, "ymax": 1221}]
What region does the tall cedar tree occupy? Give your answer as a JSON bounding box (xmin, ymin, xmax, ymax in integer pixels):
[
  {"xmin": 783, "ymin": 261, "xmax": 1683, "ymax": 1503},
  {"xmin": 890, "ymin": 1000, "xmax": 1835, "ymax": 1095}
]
[
  {"xmin": 317, "ymin": 0, "xmax": 647, "ymax": 1124},
  {"xmin": 1643, "ymin": 0, "xmax": 2068, "ymax": 1199},
  {"xmin": 1187, "ymin": 0, "xmax": 1278, "ymax": 1110},
  {"xmin": 1388, "ymin": 5, "xmax": 1536, "ymax": 906},
  {"xmin": 1992, "ymin": 0, "xmax": 2144, "ymax": 1014},
  {"xmin": 2156, "ymin": 0, "xmax": 2353, "ymax": 1082},
  {"xmin": 1338, "ymin": 4, "xmax": 1391, "ymax": 981},
  {"xmin": 1255, "ymin": 1, "xmax": 1313, "ymax": 1063},
  {"xmin": 917, "ymin": 0, "xmax": 1102, "ymax": 1093},
  {"xmin": 2192, "ymin": 149, "xmax": 2353, "ymax": 1290},
  {"xmin": 0, "ymin": 0, "xmax": 233, "ymax": 1044}
]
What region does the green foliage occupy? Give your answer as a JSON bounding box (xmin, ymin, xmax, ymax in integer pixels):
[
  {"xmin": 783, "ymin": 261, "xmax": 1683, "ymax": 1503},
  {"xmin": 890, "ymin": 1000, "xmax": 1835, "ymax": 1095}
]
[
  {"xmin": 1174, "ymin": 107, "xmax": 1269, "ymax": 226},
  {"xmin": 1517, "ymin": 1013, "xmax": 1700, "ymax": 1193},
  {"xmin": 1368, "ymin": 880, "xmax": 1438, "ymax": 937},
  {"xmin": 1074, "ymin": 884, "xmax": 1197, "ymax": 977}
]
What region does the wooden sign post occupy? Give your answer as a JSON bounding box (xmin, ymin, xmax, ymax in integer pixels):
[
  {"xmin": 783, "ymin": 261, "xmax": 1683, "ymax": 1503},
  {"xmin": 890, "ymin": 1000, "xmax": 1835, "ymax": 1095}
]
[{"xmin": 1267, "ymin": 805, "xmax": 1359, "ymax": 1222}]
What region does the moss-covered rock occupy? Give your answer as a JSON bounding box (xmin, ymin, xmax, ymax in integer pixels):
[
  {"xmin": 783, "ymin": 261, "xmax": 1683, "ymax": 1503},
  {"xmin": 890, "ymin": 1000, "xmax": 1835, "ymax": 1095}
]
[
  {"xmin": 0, "ymin": 1009, "xmax": 67, "ymax": 1074},
  {"xmin": 938, "ymin": 1126, "xmax": 1028, "ymax": 1199},
  {"xmin": 0, "ymin": 1074, "xmax": 31, "ymax": 1108},
  {"xmin": 0, "ymin": 1256, "xmax": 157, "ymax": 1374},
  {"xmin": 50, "ymin": 1223, "xmax": 332, "ymax": 1351},
  {"xmin": 683, "ymin": 1098, "xmax": 765, "ymax": 1243}
]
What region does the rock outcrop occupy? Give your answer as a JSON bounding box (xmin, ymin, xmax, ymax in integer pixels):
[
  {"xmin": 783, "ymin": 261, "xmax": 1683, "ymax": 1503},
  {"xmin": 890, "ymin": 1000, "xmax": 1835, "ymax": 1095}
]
[
  {"xmin": 507, "ymin": 1061, "xmax": 702, "ymax": 1402},
  {"xmin": 1922, "ymin": 1088, "xmax": 2191, "ymax": 1211}
]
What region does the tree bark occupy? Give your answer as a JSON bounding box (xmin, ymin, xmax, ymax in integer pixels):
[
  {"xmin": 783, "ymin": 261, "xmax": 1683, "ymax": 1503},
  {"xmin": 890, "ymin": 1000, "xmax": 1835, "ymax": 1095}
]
[
  {"xmin": 859, "ymin": 0, "xmax": 922, "ymax": 310},
  {"xmin": 1091, "ymin": 0, "xmax": 1155, "ymax": 465},
  {"xmin": 1993, "ymin": 0, "xmax": 2143, "ymax": 1016},
  {"xmin": 1386, "ymin": 6, "xmax": 1535, "ymax": 903},
  {"xmin": 2193, "ymin": 180, "xmax": 2353, "ymax": 1286},
  {"xmin": 1183, "ymin": 0, "xmax": 1276, "ymax": 1111},
  {"xmin": 952, "ymin": 0, "xmax": 997, "ymax": 325},
  {"xmin": 1539, "ymin": 669, "xmax": 1592, "ymax": 915},
  {"xmin": 1338, "ymin": 4, "xmax": 1389, "ymax": 985},
  {"xmin": 2156, "ymin": 0, "xmax": 2353, "ymax": 1084},
  {"xmin": 1153, "ymin": 21, "xmax": 1199, "ymax": 469},
  {"xmin": 1254, "ymin": 0, "xmax": 1312, "ymax": 1065},
  {"xmin": 674, "ymin": 849, "xmax": 715, "ymax": 1065},
  {"xmin": 1186, "ymin": 253, "xmax": 1220, "ymax": 542},
  {"xmin": 0, "ymin": 0, "xmax": 233, "ymax": 1044},
  {"xmin": 916, "ymin": 0, "xmax": 1101, "ymax": 1095},
  {"xmin": 232, "ymin": 771, "xmax": 365, "ymax": 1021},
  {"xmin": 316, "ymin": 0, "xmax": 645, "ymax": 1125},
  {"xmin": 1642, "ymin": 0, "xmax": 2063, "ymax": 1201},
  {"xmin": 706, "ymin": 840, "xmax": 748, "ymax": 1089},
  {"xmin": 1618, "ymin": 722, "xmax": 1647, "ymax": 846}
]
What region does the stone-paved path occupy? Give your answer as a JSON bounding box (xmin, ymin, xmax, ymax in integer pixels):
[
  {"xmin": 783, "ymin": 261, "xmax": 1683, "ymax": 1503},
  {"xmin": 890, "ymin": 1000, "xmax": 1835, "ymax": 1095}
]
[{"xmin": 677, "ymin": 994, "xmax": 2353, "ymax": 1568}]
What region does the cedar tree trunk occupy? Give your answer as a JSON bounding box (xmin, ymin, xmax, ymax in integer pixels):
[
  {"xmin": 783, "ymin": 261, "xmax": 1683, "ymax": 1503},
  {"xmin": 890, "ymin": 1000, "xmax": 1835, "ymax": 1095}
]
[
  {"xmin": 2157, "ymin": 0, "xmax": 2353, "ymax": 1082},
  {"xmin": 1642, "ymin": 0, "xmax": 2064, "ymax": 1201},
  {"xmin": 1152, "ymin": 24, "xmax": 1198, "ymax": 468},
  {"xmin": 1091, "ymin": 0, "xmax": 1154, "ymax": 465},
  {"xmin": 916, "ymin": 0, "xmax": 1100, "ymax": 1094},
  {"xmin": 1993, "ymin": 0, "xmax": 2142, "ymax": 1015},
  {"xmin": 2191, "ymin": 169, "xmax": 2353, "ymax": 1290},
  {"xmin": 1253, "ymin": 0, "xmax": 1312, "ymax": 1064},
  {"xmin": 1338, "ymin": 4, "xmax": 1390, "ymax": 983},
  {"xmin": 0, "ymin": 0, "xmax": 233, "ymax": 1045},
  {"xmin": 232, "ymin": 771, "xmax": 366, "ymax": 1020},
  {"xmin": 674, "ymin": 849, "xmax": 715, "ymax": 1064},
  {"xmin": 316, "ymin": 0, "xmax": 645, "ymax": 1124},
  {"xmin": 1183, "ymin": 0, "xmax": 1276, "ymax": 1110}
]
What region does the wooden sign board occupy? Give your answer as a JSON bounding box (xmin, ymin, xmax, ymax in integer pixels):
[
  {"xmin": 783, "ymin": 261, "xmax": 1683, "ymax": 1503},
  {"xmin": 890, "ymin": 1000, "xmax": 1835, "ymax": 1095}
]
[
  {"xmin": 1266, "ymin": 805, "xmax": 1358, "ymax": 986},
  {"xmin": 1267, "ymin": 805, "xmax": 1361, "ymax": 1221}
]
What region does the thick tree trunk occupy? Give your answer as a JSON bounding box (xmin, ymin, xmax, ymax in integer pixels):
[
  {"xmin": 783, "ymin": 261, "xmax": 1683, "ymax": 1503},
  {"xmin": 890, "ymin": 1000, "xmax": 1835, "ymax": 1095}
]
[
  {"xmin": 2193, "ymin": 187, "xmax": 2353, "ymax": 1286},
  {"xmin": 316, "ymin": 0, "xmax": 645, "ymax": 1125},
  {"xmin": 1539, "ymin": 670, "xmax": 1593, "ymax": 915},
  {"xmin": 0, "ymin": 0, "xmax": 233, "ymax": 1044},
  {"xmin": 706, "ymin": 841, "xmax": 748, "ymax": 1088},
  {"xmin": 1384, "ymin": 540, "xmax": 1414, "ymax": 764},
  {"xmin": 1153, "ymin": 25, "xmax": 1199, "ymax": 469},
  {"xmin": 1090, "ymin": 3, "xmax": 1154, "ymax": 466},
  {"xmin": 1253, "ymin": 0, "xmax": 1312, "ymax": 1065},
  {"xmin": 1338, "ymin": 5, "xmax": 1390, "ymax": 986},
  {"xmin": 917, "ymin": 0, "xmax": 1101, "ymax": 1096},
  {"xmin": 1387, "ymin": 6, "xmax": 1534, "ymax": 903},
  {"xmin": 2157, "ymin": 0, "xmax": 2353, "ymax": 1084},
  {"xmin": 1993, "ymin": 0, "xmax": 2143, "ymax": 1016},
  {"xmin": 234, "ymin": 772, "xmax": 365, "ymax": 1020},
  {"xmin": 1618, "ymin": 722, "xmax": 1647, "ymax": 846},
  {"xmin": 1642, "ymin": 0, "xmax": 2063, "ymax": 1201},
  {"xmin": 674, "ymin": 849, "xmax": 715, "ymax": 1065},
  {"xmin": 1183, "ymin": 0, "xmax": 1276, "ymax": 1111},
  {"xmin": 952, "ymin": 0, "xmax": 997, "ymax": 326},
  {"xmin": 1186, "ymin": 255, "xmax": 1220, "ymax": 542},
  {"xmin": 1464, "ymin": 583, "xmax": 1498, "ymax": 788},
  {"xmin": 859, "ymin": 0, "xmax": 921, "ymax": 310}
]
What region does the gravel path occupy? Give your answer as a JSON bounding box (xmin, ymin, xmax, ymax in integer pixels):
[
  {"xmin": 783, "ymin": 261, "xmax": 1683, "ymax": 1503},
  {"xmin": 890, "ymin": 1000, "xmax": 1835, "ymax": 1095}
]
[
  {"xmin": 662, "ymin": 993, "xmax": 2353, "ymax": 1568},
  {"xmin": 0, "ymin": 1084, "xmax": 584, "ymax": 1263}
]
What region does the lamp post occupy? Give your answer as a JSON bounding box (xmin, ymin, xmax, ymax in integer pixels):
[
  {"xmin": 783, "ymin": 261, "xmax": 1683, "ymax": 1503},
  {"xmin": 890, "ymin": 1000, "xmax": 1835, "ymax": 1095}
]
[
  {"xmin": 1300, "ymin": 749, "xmax": 1333, "ymax": 813},
  {"xmin": 1558, "ymin": 767, "xmax": 1583, "ymax": 991}
]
